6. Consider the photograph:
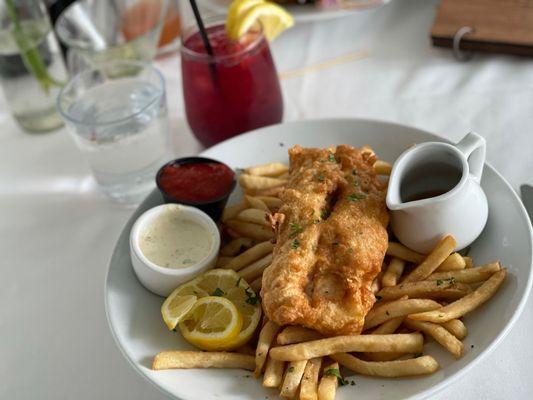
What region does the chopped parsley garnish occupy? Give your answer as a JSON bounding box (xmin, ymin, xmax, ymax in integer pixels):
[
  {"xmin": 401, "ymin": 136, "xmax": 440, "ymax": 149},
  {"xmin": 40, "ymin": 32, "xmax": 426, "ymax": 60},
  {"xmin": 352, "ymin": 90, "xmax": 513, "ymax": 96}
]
[
  {"xmin": 346, "ymin": 193, "xmax": 366, "ymax": 202},
  {"xmin": 236, "ymin": 277, "xmax": 242, "ymax": 287},
  {"xmin": 323, "ymin": 368, "xmax": 348, "ymax": 386},
  {"xmin": 244, "ymin": 288, "xmax": 258, "ymax": 305},
  {"xmin": 436, "ymin": 277, "xmax": 456, "ymax": 286},
  {"xmin": 291, "ymin": 239, "xmax": 300, "ymax": 250},
  {"xmin": 320, "ymin": 208, "xmax": 331, "ymax": 220},
  {"xmin": 289, "ymin": 222, "xmax": 304, "ymax": 238},
  {"xmin": 211, "ymin": 288, "xmax": 225, "ymax": 297},
  {"xmin": 385, "ymin": 310, "xmax": 390, "ymax": 316},
  {"xmin": 350, "ymin": 381, "xmax": 356, "ymax": 386},
  {"xmin": 352, "ymin": 169, "xmax": 357, "ymax": 176},
  {"xmin": 287, "ymin": 366, "xmax": 295, "ymax": 373},
  {"xmin": 316, "ymin": 173, "xmax": 325, "ymax": 182},
  {"xmin": 375, "ymin": 295, "xmax": 382, "ymax": 301},
  {"xmin": 328, "ymin": 153, "xmax": 337, "ymax": 163}
]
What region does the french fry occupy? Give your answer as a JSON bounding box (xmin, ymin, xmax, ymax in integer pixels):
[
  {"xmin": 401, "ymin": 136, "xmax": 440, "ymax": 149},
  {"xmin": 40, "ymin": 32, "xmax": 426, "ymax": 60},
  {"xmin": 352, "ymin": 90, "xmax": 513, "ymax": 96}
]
[
  {"xmin": 152, "ymin": 351, "xmax": 255, "ymax": 370},
  {"xmin": 237, "ymin": 208, "xmax": 270, "ymax": 226},
  {"xmin": 280, "ymin": 360, "xmax": 307, "ymax": 399},
  {"xmin": 441, "ymin": 319, "xmax": 467, "ymax": 340},
  {"xmin": 277, "ymin": 326, "xmax": 323, "ymax": 345},
  {"xmin": 404, "ymin": 318, "xmax": 464, "ymax": 358},
  {"xmin": 223, "ymin": 241, "xmax": 274, "ymax": 272},
  {"xmin": 256, "ymin": 196, "xmax": 282, "ymax": 210},
  {"xmin": 220, "ymin": 237, "xmax": 256, "ymax": 257},
  {"xmin": 386, "ymin": 242, "xmax": 425, "ymax": 264},
  {"xmin": 250, "ymin": 276, "xmax": 263, "ymax": 293},
  {"xmin": 382, "ymin": 258, "xmax": 405, "ymax": 287},
  {"xmin": 239, "ymin": 174, "xmax": 287, "ymax": 190},
  {"xmin": 262, "ymin": 356, "xmax": 285, "ymax": 388},
  {"xmin": 239, "ymin": 253, "xmax": 272, "ymax": 282},
  {"xmin": 364, "ymin": 299, "xmax": 441, "ymax": 330},
  {"xmin": 373, "ymin": 160, "xmax": 392, "ymax": 175},
  {"xmin": 244, "ymin": 195, "xmax": 269, "ymax": 212},
  {"xmin": 300, "ymin": 358, "xmax": 322, "ymax": 400},
  {"xmin": 225, "ymin": 228, "xmax": 243, "ymax": 239},
  {"xmin": 215, "ymin": 256, "xmax": 233, "ymax": 267},
  {"xmin": 222, "ymin": 202, "xmax": 246, "ymax": 222},
  {"xmin": 436, "ymin": 253, "xmax": 466, "ymax": 272},
  {"xmin": 427, "ymin": 262, "xmax": 501, "ymax": 284},
  {"xmin": 464, "ymin": 256, "xmax": 474, "ymax": 268},
  {"xmin": 403, "ymin": 235, "xmax": 457, "ymax": 283},
  {"xmin": 376, "ymin": 280, "xmax": 472, "ymax": 301},
  {"xmin": 371, "ymin": 274, "xmax": 381, "ymax": 294},
  {"xmin": 277, "ymin": 172, "xmax": 289, "ymax": 179},
  {"xmin": 365, "ymin": 317, "xmax": 405, "ymax": 362},
  {"xmin": 255, "ymin": 321, "xmax": 280, "ymax": 377},
  {"xmin": 236, "ymin": 344, "xmax": 256, "ymax": 356},
  {"xmin": 331, "ymin": 353, "xmax": 439, "ymax": 377},
  {"xmin": 225, "ymin": 219, "xmax": 274, "ymax": 241},
  {"xmin": 245, "ymin": 162, "xmax": 289, "ymax": 177},
  {"xmin": 269, "ymin": 333, "xmax": 424, "ymax": 362},
  {"xmin": 409, "ymin": 269, "xmax": 507, "ymax": 323},
  {"xmin": 317, "ymin": 361, "xmax": 339, "ymax": 400},
  {"xmin": 245, "ymin": 185, "xmax": 284, "ymax": 197}
]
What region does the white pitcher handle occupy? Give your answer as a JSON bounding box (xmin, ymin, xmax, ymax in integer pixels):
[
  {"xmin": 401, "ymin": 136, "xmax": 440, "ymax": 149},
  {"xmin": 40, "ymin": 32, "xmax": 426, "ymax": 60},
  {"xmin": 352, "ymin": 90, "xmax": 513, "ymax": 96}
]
[{"xmin": 456, "ymin": 132, "xmax": 486, "ymax": 183}]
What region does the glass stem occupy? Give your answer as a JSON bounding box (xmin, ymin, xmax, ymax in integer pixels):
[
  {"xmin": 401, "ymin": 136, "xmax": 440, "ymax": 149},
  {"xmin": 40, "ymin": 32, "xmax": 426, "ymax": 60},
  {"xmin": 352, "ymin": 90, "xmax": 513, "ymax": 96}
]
[{"xmin": 5, "ymin": 0, "xmax": 62, "ymax": 94}]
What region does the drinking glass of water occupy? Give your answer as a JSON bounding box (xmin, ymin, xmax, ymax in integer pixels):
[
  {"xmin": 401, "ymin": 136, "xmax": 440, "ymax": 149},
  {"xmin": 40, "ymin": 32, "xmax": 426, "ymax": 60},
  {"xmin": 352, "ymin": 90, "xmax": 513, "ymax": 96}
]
[{"xmin": 57, "ymin": 60, "xmax": 170, "ymax": 204}]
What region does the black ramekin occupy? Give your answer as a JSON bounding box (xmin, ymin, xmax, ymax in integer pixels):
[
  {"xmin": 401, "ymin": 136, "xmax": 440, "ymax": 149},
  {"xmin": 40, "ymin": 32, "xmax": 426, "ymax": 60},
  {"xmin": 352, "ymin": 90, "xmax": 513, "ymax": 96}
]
[{"xmin": 155, "ymin": 157, "xmax": 236, "ymax": 222}]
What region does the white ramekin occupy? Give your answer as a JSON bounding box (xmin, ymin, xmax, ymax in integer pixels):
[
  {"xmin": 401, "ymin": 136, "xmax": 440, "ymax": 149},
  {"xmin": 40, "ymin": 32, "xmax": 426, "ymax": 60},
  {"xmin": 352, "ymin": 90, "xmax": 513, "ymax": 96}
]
[{"xmin": 129, "ymin": 203, "xmax": 220, "ymax": 296}]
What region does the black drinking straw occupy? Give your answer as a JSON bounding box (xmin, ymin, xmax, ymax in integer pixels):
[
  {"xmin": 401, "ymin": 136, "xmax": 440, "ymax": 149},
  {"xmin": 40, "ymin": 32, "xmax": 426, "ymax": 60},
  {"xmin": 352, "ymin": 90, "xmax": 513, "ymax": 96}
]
[{"xmin": 188, "ymin": 0, "xmax": 218, "ymax": 81}]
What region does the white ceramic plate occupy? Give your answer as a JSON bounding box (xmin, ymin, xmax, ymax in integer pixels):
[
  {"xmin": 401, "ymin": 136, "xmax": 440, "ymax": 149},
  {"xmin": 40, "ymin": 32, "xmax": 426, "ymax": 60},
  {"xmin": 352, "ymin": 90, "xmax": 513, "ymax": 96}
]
[
  {"xmin": 201, "ymin": 0, "xmax": 391, "ymax": 23},
  {"xmin": 105, "ymin": 119, "xmax": 533, "ymax": 400}
]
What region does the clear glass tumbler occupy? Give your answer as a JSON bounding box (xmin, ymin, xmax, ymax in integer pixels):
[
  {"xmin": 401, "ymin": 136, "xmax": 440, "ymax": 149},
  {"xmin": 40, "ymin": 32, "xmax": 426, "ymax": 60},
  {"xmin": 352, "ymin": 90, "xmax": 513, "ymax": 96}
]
[
  {"xmin": 57, "ymin": 60, "xmax": 170, "ymax": 204},
  {"xmin": 0, "ymin": 0, "xmax": 68, "ymax": 132},
  {"xmin": 55, "ymin": 0, "xmax": 168, "ymax": 73}
]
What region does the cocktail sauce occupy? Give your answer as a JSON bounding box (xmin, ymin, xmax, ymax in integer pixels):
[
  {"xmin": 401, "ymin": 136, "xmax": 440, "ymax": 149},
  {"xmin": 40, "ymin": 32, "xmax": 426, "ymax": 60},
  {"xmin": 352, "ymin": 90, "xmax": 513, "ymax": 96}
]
[{"xmin": 158, "ymin": 161, "xmax": 235, "ymax": 203}]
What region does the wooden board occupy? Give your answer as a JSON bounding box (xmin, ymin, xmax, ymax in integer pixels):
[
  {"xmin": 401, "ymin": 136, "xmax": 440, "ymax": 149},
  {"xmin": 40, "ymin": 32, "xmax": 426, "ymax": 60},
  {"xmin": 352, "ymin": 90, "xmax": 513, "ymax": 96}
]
[{"xmin": 431, "ymin": 0, "xmax": 533, "ymax": 56}]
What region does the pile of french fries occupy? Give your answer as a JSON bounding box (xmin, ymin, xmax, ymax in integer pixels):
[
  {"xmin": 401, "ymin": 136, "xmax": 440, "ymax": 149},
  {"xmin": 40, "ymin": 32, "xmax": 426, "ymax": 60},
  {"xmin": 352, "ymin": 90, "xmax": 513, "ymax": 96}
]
[{"xmin": 152, "ymin": 156, "xmax": 507, "ymax": 400}]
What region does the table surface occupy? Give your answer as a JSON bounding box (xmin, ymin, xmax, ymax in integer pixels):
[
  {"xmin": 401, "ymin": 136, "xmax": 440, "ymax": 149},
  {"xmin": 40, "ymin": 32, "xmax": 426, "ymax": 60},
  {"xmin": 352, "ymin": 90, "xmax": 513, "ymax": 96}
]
[{"xmin": 2, "ymin": 0, "xmax": 532, "ymax": 399}]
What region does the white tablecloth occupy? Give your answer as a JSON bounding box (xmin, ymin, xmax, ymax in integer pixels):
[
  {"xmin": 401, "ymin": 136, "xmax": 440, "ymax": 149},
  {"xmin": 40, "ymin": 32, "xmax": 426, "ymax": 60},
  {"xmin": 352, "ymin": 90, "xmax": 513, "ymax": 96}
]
[{"xmin": 2, "ymin": 0, "xmax": 532, "ymax": 398}]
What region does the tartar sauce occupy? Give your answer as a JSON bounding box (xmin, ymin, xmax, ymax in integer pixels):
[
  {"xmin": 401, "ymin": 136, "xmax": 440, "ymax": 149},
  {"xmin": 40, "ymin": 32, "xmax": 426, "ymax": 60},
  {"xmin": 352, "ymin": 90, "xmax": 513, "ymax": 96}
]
[{"xmin": 140, "ymin": 207, "xmax": 214, "ymax": 269}]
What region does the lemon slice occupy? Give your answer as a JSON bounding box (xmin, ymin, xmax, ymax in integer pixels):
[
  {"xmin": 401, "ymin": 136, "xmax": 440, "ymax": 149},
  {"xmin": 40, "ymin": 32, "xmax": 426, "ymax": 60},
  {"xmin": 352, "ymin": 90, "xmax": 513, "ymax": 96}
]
[
  {"xmin": 226, "ymin": 0, "xmax": 264, "ymax": 35},
  {"xmin": 164, "ymin": 269, "xmax": 262, "ymax": 350},
  {"xmin": 161, "ymin": 294, "xmax": 197, "ymax": 330},
  {"xmin": 179, "ymin": 296, "xmax": 243, "ymax": 351},
  {"xmin": 229, "ymin": 2, "xmax": 294, "ymax": 41}
]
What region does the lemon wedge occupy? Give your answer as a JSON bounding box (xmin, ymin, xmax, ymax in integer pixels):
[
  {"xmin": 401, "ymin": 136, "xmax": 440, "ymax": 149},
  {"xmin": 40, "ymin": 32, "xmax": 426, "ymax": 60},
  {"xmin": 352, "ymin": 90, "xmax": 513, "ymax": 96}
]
[
  {"xmin": 179, "ymin": 296, "xmax": 243, "ymax": 351},
  {"xmin": 226, "ymin": 0, "xmax": 264, "ymax": 35},
  {"xmin": 163, "ymin": 269, "xmax": 262, "ymax": 350},
  {"xmin": 161, "ymin": 294, "xmax": 197, "ymax": 330},
  {"xmin": 227, "ymin": 0, "xmax": 294, "ymax": 41}
]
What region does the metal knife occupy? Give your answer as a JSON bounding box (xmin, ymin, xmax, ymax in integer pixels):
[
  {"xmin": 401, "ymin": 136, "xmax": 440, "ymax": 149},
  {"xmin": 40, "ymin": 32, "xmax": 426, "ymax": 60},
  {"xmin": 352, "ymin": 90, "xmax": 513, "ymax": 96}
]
[{"xmin": 520, "ymin": 184, "xmax": 533, "ymax": 222}]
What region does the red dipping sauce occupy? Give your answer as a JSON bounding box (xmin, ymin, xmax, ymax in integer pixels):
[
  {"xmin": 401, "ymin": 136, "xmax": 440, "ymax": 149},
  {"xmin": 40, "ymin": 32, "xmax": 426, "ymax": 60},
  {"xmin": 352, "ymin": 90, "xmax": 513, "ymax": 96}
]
[{"xmin": 158, "ymin": 161, "xmax": 235, "ymax": 203}]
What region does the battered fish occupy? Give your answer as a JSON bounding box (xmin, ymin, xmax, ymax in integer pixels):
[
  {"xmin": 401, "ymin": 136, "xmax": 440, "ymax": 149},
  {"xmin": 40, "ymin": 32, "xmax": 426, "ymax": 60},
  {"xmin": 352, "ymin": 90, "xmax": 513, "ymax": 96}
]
[{"xmin": 261, "ymin": 145, "xmax": 389, "ymax": 336}]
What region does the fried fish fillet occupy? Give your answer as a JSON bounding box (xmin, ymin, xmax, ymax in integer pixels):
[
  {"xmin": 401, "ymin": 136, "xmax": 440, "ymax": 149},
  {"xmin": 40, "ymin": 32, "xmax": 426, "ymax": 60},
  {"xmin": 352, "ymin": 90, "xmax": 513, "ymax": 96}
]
[{"xmin": 261, "ymin": 145, "xmax": 389, "ymax": 336}]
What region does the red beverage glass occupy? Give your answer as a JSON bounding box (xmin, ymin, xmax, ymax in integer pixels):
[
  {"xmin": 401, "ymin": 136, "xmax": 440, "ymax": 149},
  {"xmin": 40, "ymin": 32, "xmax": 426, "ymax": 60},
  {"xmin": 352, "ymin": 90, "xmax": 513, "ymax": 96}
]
[{"xmin": 181, "ymin": 18, "xmax": 283, "ymax": 147}]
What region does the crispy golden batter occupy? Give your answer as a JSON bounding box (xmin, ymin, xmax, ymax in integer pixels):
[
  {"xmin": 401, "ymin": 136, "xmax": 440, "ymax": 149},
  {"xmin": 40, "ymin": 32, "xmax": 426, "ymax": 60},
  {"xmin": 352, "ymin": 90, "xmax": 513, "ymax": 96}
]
[{"xmin": 261, "ymin": 145, "xmax": 389, "ymax": 336}]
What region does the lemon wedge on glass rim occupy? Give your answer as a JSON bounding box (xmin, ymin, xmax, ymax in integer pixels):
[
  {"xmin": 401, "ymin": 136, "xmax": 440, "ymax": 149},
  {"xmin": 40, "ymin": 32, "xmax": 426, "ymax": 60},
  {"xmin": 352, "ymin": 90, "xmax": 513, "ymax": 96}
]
[
  {"xmin": 161, "ymin": 268, "xmax": 262, "ymax": 350},
  {"xmin": 226, "ymin": 0, "xmax": 294, "ymax": 41}
]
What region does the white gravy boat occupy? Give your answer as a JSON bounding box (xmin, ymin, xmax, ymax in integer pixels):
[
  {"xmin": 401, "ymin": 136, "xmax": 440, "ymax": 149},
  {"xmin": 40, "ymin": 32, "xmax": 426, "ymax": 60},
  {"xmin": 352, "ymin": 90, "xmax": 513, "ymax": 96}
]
[{"xmin": 386, "ymin": 132, "xmax": 488, "ymax": 253}]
